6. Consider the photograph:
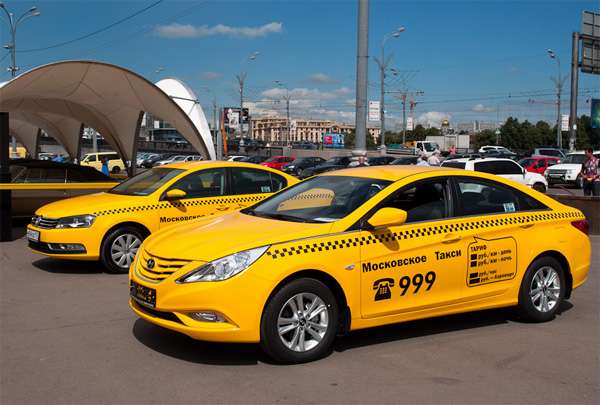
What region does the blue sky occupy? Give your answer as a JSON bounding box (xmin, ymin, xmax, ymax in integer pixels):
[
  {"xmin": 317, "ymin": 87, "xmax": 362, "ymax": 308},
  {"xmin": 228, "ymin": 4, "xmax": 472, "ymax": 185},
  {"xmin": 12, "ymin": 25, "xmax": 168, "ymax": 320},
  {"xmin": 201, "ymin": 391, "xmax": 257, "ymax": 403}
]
[{"xmin": 1, "ymin": 0, "xmax": 598, "ymax": 128}]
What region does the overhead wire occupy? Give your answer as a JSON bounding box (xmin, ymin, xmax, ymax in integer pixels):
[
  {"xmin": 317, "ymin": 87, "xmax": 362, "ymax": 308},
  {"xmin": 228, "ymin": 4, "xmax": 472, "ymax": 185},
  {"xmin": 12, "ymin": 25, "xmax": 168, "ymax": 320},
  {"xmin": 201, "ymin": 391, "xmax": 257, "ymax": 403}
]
[{"xmin": 18, "ymin": 0, "xmax": 164, "ymax": 53}]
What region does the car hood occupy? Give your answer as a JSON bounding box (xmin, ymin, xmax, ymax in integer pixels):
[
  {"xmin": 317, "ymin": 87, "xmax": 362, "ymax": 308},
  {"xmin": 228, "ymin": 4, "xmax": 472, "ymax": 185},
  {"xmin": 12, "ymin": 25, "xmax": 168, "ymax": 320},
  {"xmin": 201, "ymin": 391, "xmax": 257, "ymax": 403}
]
[
  {"xmin": 143, "ymin": 211, "xmax": 333, "ymax": 261},
  {"xmin": 35, "ymin": 192, "xmax": 151, "ymax": 218},
  {"xmin": 546, "ymin": 163, "xmax": 581, "ymax": 170}
]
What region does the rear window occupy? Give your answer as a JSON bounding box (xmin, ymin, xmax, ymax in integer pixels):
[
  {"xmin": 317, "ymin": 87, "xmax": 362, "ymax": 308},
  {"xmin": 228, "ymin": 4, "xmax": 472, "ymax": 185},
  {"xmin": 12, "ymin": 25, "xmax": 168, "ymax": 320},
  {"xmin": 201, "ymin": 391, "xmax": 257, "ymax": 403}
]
[{"xmin": 441, "ymin": 161, "xmax": 466, "ymax": 169}]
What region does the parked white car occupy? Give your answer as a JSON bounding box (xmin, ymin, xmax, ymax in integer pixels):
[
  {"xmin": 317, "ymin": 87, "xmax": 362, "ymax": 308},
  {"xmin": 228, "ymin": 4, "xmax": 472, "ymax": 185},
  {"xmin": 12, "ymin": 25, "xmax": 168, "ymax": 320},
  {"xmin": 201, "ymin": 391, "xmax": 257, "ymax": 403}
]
[
  {"xmin": 478, "ymin": 145, "xmax": 513, "ymax": 154},
  {"xmin": 226, "ymin": 155, "xmax": 246, "ymax": 162},
  {"xmin": 544, "ymin": 151, "xmax": 600, "ymax": 188},
  {"xmin": 153, "ymin": 155, "xmax": 202, "ymax": 167},
  {"xmin": 441, "ymin": 157, "xmax": 548, "ymax": 193}
]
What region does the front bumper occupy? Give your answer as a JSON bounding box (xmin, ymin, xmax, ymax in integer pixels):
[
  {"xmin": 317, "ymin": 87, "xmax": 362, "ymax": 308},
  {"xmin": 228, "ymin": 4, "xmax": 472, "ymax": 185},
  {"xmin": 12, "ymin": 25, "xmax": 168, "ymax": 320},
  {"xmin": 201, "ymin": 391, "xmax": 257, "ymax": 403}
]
[
  {"xmin": 26, "ymin": 224, "xmax": 99, "ymax": 260},
  {"xmin": 129, "ymin": 265, "xmax": 273, "ymax": 343},
  {"xmin": 546, "ymin": 173, "xmax": 578, "ymax": 183}
]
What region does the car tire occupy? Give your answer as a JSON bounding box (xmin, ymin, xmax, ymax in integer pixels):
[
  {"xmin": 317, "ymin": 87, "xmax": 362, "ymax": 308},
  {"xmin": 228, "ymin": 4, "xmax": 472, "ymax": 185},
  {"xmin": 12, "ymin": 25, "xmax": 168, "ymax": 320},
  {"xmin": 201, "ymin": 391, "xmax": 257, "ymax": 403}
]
[
  {"xmin": 532, "ymin": 182, "xmax": 546, "ymax": 193},
  {"xmin": 101, "ymin": 225, "xmax": 147, "ymax": 274},
  {"xmin": 260, "ymin": 278, "xmax": 338, "ymax": 364},
  {"xmin": 517, "ymin": 256, "xmax": 565, "ymax": 323},
  {"xmin": 111, "ymin": 166, "xmax": 121, "ymax": 174}
]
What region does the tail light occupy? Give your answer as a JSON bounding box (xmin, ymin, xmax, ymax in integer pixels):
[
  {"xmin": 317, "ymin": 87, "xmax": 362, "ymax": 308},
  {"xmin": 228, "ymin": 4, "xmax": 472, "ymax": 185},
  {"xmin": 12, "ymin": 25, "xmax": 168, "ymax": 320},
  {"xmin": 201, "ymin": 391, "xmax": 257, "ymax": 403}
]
[{"xmin": 571, "ymin": 219, "xmax": 589, "ymax": 235}]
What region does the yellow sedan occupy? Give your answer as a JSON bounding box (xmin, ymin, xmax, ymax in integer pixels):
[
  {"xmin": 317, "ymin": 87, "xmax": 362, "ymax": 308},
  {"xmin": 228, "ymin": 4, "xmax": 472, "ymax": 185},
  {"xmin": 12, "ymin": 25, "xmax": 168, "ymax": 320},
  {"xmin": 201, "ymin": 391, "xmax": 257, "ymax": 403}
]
[
  {"xmin": 27, "ymin": 161, "xmax": 297, "ymax": 273},
  {"xmin": 129, "ymin": 166, "xmax": 590, "ymax": 363}
]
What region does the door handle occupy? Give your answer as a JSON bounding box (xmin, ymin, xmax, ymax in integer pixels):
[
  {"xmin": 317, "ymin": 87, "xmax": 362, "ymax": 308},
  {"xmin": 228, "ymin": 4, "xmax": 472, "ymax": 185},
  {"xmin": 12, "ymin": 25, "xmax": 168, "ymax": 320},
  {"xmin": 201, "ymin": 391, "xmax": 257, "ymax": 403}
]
[
  {"xmin": 520, "ymin": 223, "xmax": 535, "ymax": 229},
  {"xmin": 443, "ymin": 233, "xmax": 461, "ymax": 243}
]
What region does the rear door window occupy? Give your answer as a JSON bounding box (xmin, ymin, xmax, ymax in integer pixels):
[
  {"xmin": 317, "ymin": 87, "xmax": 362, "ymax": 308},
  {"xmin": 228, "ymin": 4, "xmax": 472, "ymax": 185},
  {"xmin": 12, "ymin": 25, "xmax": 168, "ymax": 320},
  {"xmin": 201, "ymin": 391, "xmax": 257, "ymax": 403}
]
[
  {"xmin": 453, "ymin": 177, "xmax": 546, "ymax": 216},
  {"xmin": 230, "ymin": 168, "xmax": 287, "ymax": 195}
]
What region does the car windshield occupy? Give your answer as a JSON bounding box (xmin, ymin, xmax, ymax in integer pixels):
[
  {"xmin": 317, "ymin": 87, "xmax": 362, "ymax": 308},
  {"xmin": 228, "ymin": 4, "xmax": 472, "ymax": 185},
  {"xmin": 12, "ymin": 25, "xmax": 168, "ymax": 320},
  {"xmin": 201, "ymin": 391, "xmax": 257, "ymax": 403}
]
[
  {"xmin": 562, "ymin": 154, "xmax": 586, "ymax": 164},
  {"xmin": 423, "ymin": 143, "xmax": 439, "ymax": 152},
  {"xmin": 243, "ymin": 175, "xmax": 391, "ymax": 223},
  {"xmin": 264, "ymin": 157, "xmax": 281, "ymax": 163},
  {"xmin": 325, "ymin": 157, "xmax": 345, "ymax": 164},
  {"xmin": 519, "ymin": 159, "xmax": 534, "ymax": 167},
  {"xmin": 108, "ymin": 168, "xmax": 184, "ymax": 196}
]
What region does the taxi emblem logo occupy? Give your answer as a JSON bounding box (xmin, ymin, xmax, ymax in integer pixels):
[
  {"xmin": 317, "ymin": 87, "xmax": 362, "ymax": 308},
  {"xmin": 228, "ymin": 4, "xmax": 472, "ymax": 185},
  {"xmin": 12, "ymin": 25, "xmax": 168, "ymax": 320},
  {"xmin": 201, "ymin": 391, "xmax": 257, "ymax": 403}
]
[{"xmin": 147, "ymin": 259, "xmax": 155, "ymax": 269}]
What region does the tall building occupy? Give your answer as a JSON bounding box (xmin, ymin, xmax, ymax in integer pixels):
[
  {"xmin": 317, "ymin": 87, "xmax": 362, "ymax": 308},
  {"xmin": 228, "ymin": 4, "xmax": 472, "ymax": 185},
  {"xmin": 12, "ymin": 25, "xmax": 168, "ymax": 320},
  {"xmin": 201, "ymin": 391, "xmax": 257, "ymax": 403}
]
[{"xmin": 251, "ymin": 117, "xmax": 380, "ymax": 144}]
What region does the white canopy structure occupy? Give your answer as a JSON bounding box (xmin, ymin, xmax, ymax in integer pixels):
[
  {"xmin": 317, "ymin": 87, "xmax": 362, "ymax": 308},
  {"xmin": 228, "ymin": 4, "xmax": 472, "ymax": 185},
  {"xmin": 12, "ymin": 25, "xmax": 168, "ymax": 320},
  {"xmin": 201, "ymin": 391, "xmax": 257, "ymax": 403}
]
[{"xmin": 0, "ymin": 60, "xmax": 216, "ymax": 169}]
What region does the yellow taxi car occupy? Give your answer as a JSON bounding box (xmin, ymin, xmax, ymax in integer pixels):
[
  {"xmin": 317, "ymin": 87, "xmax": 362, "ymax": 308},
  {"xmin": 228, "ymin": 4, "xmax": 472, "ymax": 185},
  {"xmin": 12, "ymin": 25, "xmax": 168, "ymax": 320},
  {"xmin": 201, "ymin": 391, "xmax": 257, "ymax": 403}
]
[
  {"xmin": 129, "ymin": 166, "xmax": 590, "ymax": 363},
  {"xmin": 27, "ymin": 161, "xmax": 297, "ymax": 273}
]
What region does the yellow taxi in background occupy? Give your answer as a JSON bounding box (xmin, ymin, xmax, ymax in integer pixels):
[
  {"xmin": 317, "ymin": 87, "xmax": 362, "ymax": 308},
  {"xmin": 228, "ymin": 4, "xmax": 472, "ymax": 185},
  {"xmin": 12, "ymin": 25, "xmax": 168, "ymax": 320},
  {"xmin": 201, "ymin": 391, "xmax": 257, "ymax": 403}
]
[
  {"xmin": 129, "ymin": 166, "xmax": 590, "ymax": 363},
  {"xmin": 27, "ymin": 161, "xmax": 297, "ymax": 273}
]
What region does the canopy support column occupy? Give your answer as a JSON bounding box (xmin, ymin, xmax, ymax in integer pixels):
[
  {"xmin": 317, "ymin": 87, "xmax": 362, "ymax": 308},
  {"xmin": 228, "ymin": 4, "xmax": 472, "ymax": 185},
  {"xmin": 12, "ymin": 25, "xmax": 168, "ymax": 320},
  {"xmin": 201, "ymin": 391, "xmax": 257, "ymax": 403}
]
[
  {"xmin": 75, "ymin": 124, "xmax": 84, "ymax": 164},
  {"xmin": 33, "ymin": 128, "xmax": 41, "ymax": 159},
  {"xmin": 129, "ymin": 112, "xmax": 144, "ymax": 177},
  {"xmin": 0, "ymin": 112, "xmax": 12, "ymax": 242}
]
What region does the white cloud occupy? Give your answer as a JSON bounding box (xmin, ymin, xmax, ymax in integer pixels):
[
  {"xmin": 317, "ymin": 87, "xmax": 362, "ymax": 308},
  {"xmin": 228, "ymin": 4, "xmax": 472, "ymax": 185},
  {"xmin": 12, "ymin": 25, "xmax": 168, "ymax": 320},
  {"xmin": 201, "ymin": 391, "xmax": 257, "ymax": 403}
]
[
  {"xmin": 417, "ymin": 111, "xmax": 450, "ymax": 128},
  {"xmin": 472, "ymin": 103, "xmax": 494, "ymax": 113},
  {"xmin": 308, "ymin": 73, "xmax": 338, "ymax": 84},
  {"xmin": 261, "ymin": 86, "xmax": 352, "ymax": 101},
  {"xmin": 201, "ymin": 71, "xmax": 222, "ymax": 80},
  {"xmin": 156, "ymin": 22, "xmax": 283, "ymax": 39}
]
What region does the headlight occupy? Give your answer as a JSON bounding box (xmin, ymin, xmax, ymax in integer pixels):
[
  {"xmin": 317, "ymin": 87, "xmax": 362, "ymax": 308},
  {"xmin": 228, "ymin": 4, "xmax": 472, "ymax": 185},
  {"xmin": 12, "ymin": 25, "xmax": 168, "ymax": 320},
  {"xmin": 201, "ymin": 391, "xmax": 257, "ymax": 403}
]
[
  {"xmin": 56, "ymin": 214, "xmax": 96, "ymax": 229},
  {"xmin": 177, "ymin": 246, "xmax": 269, "ymax": 283}
]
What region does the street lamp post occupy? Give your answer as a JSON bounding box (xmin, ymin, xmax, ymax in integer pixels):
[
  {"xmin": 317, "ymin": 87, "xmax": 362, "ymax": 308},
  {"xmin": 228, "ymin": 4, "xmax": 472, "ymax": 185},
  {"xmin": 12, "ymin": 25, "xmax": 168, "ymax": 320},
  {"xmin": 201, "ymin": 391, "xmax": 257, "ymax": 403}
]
[
  {"xmin": 0, "ymin": 3, "xmax": 41, "ymax": 156},
  {"xmin": 547, "ymin": 49, "xmax": 563, "ymax": 149},
  {"xmin": 236, "ymin": 51, "xmax": 259, "ymax": 140},
  {"xmin": 274, "ymin": 80, "xmax": 291, "ymax": 146},
  {"xmin": 375, "ymin": 27, "xmax": 404, "ymax": 154}
]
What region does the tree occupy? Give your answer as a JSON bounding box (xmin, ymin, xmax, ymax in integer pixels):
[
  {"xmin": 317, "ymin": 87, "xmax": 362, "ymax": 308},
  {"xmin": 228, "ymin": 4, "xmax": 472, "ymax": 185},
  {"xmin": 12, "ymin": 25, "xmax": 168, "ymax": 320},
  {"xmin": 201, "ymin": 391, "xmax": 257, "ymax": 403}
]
[{"xmin": 474, "ymin": 129, "xmax": 496, "ymax": 149}]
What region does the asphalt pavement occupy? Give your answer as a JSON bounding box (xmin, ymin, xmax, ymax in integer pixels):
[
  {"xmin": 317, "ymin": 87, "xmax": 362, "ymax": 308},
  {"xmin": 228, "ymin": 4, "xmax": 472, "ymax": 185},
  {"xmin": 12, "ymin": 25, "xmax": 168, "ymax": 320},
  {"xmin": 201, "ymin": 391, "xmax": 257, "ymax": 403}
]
[{"xmin": 0, "ymin": 225, "xmax": 598, "ymax": 405}]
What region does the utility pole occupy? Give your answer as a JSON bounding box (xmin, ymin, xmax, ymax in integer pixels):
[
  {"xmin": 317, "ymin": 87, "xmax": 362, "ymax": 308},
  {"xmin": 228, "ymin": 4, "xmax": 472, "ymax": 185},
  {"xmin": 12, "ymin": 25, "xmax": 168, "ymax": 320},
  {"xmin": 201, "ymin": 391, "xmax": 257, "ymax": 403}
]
[
  {"xmin": 354, "ymin": 0, "xmax": 369, "ymax": 155},
  {"xmin": 547, "ymin": 49, "xmax": 566, "ymax": 148},
  {"xmin": 569, "ymin": 32, "xmax": 580, "ymax": 152},
  {"xmin": 401, "ymin": 94, "xmax": 407, "ymax": 144},
  {"xmin": 0, "ymin": 3, "xmax": 41, "ymax": 157},
  {"xmin": 236, "ymin": 73, "xmax": 246, "ymax": 139},
  {"xmin": 374, "ymin": 27, "xmax": 404, "ymax": 154}
]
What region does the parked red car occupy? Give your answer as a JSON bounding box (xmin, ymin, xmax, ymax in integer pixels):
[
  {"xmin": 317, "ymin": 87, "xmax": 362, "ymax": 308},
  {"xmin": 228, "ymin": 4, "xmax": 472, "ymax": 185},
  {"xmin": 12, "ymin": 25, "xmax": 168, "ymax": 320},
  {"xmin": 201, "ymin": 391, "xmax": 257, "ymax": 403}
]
[
  {"xmin": 518, "ymin": 156, "xmax": 560, "ymax": 174},
  {"xmin": 260, "ymin": 155, "xmax": 294, "ymax": 171}
]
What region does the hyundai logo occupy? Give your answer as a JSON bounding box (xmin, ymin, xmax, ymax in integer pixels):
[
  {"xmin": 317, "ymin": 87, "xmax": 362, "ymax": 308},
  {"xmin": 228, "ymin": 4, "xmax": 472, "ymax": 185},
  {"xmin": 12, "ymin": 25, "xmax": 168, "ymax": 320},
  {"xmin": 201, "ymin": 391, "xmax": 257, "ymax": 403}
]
[{"xmin": 147, "ymin": 259, "xmax": 155, "ymax": 269}]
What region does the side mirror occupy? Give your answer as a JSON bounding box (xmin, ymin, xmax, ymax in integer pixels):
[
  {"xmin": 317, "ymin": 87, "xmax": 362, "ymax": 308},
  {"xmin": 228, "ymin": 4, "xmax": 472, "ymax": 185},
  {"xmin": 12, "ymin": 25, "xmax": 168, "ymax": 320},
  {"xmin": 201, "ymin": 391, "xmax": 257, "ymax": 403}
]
[
  {"xmin": 367, "ymin": 207, "xmax": 407, "ymax": 229},
  {"xmin": 165, "ymin": 188, "xmax": 186, "ymax": 200}
]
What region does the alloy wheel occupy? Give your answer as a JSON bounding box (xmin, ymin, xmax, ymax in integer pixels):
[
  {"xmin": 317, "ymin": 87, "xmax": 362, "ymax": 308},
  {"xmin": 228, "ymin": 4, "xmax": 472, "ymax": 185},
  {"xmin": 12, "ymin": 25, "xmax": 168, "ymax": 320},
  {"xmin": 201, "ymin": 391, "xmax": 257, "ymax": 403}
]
[
  {"xmin": 110, "ymin": 234, "xmax": 141, "ymax": 269},
  {"xmin": 529, "ymin": 266, "xmax": 561, "ymax": 313},
  {"xmin": 277, "ymin": 292, "xmax": 329, "ymax": 352}
]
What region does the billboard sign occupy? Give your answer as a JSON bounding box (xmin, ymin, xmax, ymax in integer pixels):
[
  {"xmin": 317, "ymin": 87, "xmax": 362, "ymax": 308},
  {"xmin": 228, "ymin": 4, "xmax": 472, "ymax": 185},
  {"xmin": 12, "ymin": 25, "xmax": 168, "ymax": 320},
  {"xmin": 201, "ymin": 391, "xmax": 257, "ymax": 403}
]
[
  {"xmin": 223, "ymin": 107, "xmax": 249, "ymax": 134},
  {"xmin": 406, "ymin": 117, "xmax": 414, "ymax": 131},
  {"xmin": 561, "ymin": 114, "xmax": 570, "ymax": 132},
  {"xmin": 592, "ymin": 99, "xmax": 600, "ymax": 129},
  {"xmin": 582, "ymin": 11, "xmax": 600, "ymax": 75},
  {"xmin": 368, "ymin": 101, "xmax": 380, "ymax": 121},
  {"xmin": 322, "ymin": 132, "xmax": 345, "ymax": 148}
]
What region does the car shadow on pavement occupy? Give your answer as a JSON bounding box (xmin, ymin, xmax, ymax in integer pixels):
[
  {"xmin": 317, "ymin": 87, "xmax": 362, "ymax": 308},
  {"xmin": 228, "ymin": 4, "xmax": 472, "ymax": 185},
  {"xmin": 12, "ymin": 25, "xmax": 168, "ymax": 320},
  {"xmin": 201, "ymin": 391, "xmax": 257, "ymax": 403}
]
[
  {"xmin": 131, "ymin": 302, "xmax": 573, "ymax": 365},
  {"xmin": 334, "ymin": 302, "xmax": 574, "ymax": 352},
  {"xmin": 32, "ymin": 258, "xmax": 106, "ymax": 274},
  {"xmin": 132, "ymin": 318, "xmax": 268, "ymax": 365}
]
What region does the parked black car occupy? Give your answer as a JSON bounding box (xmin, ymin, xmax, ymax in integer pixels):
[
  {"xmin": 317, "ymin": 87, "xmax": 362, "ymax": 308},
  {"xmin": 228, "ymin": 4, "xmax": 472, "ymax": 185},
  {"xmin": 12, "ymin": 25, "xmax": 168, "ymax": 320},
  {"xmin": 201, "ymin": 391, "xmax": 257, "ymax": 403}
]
[
  {"xmin": 9, "ymin": 159, "xmax": 114, "ymax": 217},
  {"xmin": 282, "ymin": 157, "xmax": 326, "ymax": 176},
  {"xmin": 299, "ymin": 156, "xmax": 352, "ymax": 179},
  {"xmin": 238, "ymin": 155, "xmax": 267, "ymax": 164},
  {"xmin": 367, "ymin": 156, "xmax": 397, "ymax": 166},
  {"xmin": 390, "ymin": 156, "xmax": 419, "ymax": 165},
  {"xmin": 141, "ymin": 153, "xmax": 174, "ymax": 168}
]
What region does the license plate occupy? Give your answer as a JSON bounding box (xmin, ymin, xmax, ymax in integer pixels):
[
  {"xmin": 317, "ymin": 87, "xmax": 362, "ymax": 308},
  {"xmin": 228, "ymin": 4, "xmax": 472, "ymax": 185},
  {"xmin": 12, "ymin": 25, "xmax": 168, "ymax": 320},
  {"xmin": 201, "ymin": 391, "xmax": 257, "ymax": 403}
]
[
  {"xmin": 130, "ymin": 281, "xmax": 156, "ymax": 308},
  {"xmin": 27, "ymin": 229, "xmax": 40, "ymax": 242},
  {"xmin": 548, "ymin": 174, "xmax": 562, "ymax": 177}
]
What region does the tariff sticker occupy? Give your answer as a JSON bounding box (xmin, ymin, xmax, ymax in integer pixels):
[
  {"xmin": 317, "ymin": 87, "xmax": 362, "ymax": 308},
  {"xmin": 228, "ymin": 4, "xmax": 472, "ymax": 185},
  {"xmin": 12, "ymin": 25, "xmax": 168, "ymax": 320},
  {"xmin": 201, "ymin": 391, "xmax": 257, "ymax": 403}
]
[{"xmin": 467, "ymin": 236, "xmax": 517, "ymax": 287}]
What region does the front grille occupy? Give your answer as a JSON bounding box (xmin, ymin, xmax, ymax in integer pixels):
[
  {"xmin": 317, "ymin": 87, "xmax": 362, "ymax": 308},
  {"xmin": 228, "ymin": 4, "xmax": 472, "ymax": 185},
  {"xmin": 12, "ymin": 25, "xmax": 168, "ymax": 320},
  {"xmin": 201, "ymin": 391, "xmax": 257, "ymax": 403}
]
[
  {"xmin": 547, "ymin": 169, "xmax": 567, "ymax": 175},
  {"xmin": 136, "ymin": 249, "xmax": 191, "ymax": 283},
  {"xmin": 31, "ymin": 216, "xmax": 59, "ymax": 229}
]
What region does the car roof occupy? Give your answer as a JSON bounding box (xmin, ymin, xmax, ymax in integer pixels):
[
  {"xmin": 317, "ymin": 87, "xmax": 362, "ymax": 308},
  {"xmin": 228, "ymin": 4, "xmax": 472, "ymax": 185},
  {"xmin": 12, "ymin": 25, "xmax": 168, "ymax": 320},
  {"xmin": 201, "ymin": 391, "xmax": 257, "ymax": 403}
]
[
  {"xmin": 324, "ymin": 165, "xmax": 460, "ymax": 181},
  {"xmin": 161, "ymin": 160, "xmax": 294, "ymax": 175},
  {"xmin": 443, "ymin": 157, "xmax": 516, "ymax": 163}
]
